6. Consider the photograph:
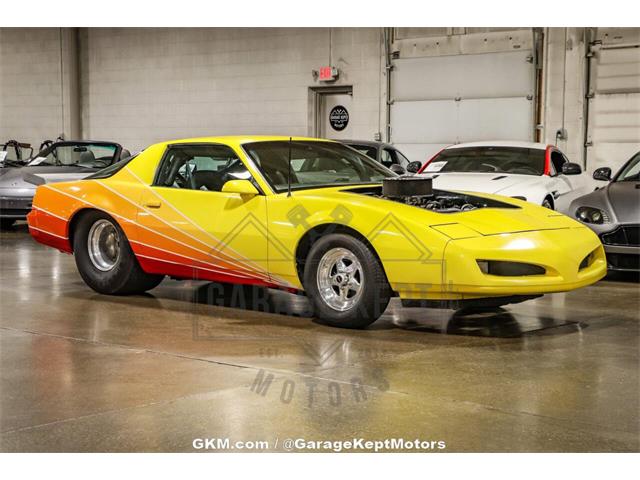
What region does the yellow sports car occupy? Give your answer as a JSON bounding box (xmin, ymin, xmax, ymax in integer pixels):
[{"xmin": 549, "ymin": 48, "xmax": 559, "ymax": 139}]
[{"xmin": 27, "ymin": 136, "xmax": 606, "ymax": 328}]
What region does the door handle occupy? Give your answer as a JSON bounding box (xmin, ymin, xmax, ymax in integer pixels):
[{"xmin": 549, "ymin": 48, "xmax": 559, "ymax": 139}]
[{"xmin": 143, "ymin": 201, "xmax": 162, "ymax": 209}]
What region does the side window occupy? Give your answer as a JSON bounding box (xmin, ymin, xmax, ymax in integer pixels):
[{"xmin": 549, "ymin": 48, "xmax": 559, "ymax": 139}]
[
  {"xmin": 380, "ymin": 149, "xmax": 395, "ymax": 167},
  {"xmin": 155, "ymin": 144, "xmax": 251, "ymax": 192},
  {"xmin": 550, "ymin": 150, "xmax": 566, "ymax": 175}
]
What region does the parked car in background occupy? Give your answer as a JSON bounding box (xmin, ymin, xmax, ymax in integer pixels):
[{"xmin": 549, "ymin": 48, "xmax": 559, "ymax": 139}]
[
  {"xmin": 338, "ymin": 140, "xmax": 413, "ymax": 173},
  {"xmin": 0, "ymin": 140, "xmax": 130, "ymax": 229},
  {"xmin": 412, "ymin": 141, "xmax": 588, "ymax": 212},
  {"xmin": 569, "ymin": 151, "xmax": 640, "ymax": 271},
  {"xmin": 0, "ymin": 140, "xmax": 33, "ymax": 168}
]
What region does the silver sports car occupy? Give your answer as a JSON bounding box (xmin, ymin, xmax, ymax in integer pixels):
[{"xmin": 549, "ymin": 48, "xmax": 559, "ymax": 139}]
[
  {"xmin": 0, "ymin": 140, "xmax": 129, "ymax": 229},
  {"xmin": 569, "ymin": 152, "xmax": 640, "ymax": 271}
]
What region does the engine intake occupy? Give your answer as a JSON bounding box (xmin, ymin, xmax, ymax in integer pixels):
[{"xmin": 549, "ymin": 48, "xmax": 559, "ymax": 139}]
[{"xmin": 382, "ymin": 176, "xmax": 433, "ymax": 198}]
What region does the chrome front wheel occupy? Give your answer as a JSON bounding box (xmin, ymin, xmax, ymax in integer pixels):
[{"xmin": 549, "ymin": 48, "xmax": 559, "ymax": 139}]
[
  {"xmin": 87, "ymin": 219, "xmax": 121, "ymax": 272},
  {"xmin": 316, "ymin": 247, "xmax": 364, "ymax": 312}
]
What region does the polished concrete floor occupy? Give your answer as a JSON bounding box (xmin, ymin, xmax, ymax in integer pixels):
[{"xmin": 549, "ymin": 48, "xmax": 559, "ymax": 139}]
[{"xmin": 1, "ymin": 222, "xmax": 639, "ymax": 452}]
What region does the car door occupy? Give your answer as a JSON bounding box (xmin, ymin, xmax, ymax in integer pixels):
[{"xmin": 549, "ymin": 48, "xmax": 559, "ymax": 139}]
[
  {"xmin": 548, "ymin": 149, "xmax": 587, "ymax": 212},
  {"xmin": 135, "ymin": 143, "xmax": 272, "ymax": 285}
]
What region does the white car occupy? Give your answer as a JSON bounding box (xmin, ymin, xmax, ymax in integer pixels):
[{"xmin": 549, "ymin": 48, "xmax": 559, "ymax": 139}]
[{"xmin": 411, "ymin": 141, "xmax": 588, "ymax": 212}]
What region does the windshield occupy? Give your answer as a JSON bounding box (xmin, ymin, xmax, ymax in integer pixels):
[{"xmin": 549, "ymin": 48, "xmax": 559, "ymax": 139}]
[
  {"xmin": 426, "ymin": 147, "xmax": 546, "ymax": 176},
  {"xmin": 243, "ymin": 141, "xmax": 393, "ymax": 192},
  {"xmin": 27, "ymin": 144, "xmax": 118, "ymax": 168},
  {"xmin": 1, "ymin": 143, "xmax": 32, "ymax": 163},
  {"xmin": 616, "ymin": 153, "xmax": 640, "ymax": 182}
]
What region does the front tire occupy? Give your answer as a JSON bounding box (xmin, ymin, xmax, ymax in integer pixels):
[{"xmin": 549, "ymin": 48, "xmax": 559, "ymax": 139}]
[
  {"xmin": 303, "ymin": 234, "xmax": 391, "ymax": 329},
  {"xmin": 73, "ymin": 210, "xmax": 163, "ymax": 295}
]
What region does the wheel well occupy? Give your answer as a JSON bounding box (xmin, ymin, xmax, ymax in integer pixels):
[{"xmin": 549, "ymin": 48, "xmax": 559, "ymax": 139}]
[
  {"xmin": 294, "ymin": 223, "xmax": 386, "ymax": 285},
  {"xmin": 66, "ymin": 208, "xmax": 101, "ymax": 251}
]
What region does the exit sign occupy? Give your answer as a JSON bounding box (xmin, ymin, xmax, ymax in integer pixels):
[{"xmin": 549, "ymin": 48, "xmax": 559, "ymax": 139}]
[{"xmin": 319, "ymin": 66, "xmax": 338, "ymax": 81}]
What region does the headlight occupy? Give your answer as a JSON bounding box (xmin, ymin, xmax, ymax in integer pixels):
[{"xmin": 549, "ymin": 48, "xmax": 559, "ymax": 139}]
[{"xmin": 575, "ymin": 206, "xmax": 610, "ymax": 224}]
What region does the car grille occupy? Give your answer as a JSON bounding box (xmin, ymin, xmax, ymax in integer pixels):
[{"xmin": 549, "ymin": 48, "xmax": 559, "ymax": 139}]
[
  {"xmin": 607, "ymin": 253, "xmax": 640, "ymax": 271},
  {"xmin": 601, "ymin": 225, "xmax": 640, "ymax": 247}
]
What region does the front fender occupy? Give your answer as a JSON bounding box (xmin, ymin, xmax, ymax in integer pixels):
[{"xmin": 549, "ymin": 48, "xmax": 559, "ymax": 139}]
[{"xmin": 265, "ymin": 193, "xmax": 450, "ymax": 291}]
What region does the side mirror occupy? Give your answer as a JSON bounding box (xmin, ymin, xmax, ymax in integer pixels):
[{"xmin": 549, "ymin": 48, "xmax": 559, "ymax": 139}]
[
  {"xmin": 593, "ymin": 167, "xmax": 612, "ymax": 182},
  {"xmin": 406, "ymin": 161, "xmax": 422, "ymax": 174},
  {"xmin": 221, "ymin": 179, "xmax": 259, "ymax": 196},
  {"xmin": 389, "ymin": 164, "xmax": 405, "ymax": 175},
  {"xmin": 562, "ymin": 162, "xmax": 582, "ymax": 175}
]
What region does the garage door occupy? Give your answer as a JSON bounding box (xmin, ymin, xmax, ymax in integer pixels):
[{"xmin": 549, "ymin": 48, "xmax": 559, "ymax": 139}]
[
  {"xmin": 586, "ymin": 29, "xmax": 640, "ymax": 174},
  {"xmin": 390, "ymin": 36, "xmax": 536, "ymax": 163}
]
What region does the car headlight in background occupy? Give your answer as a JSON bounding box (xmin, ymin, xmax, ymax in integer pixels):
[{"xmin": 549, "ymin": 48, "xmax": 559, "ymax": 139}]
[{"xmin": 575, "ymin": 206, "xmax": 610, "ymax": 224}]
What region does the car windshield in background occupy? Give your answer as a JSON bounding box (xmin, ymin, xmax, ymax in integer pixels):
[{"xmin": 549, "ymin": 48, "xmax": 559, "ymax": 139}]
[
  {"xmin": 616, "ymin": 153, "xmax": 640, "ymax": 182},
  {"xmin": 2, "ymin": 146, "xmax": 19, "ymax": 161},
  {"xmin": 243, "ymin": 140, "xmax": 393, "ymax": 192},
  {"xmin": 347, "ymin": 144, "xmax": 378, "ymax": 160},
  {"xmin": 27, "ymin": 144, "xmax": 118, "ymax": 168},
  {"xmin": 428, "ymin": 147, "xmax": 546, "ymax": 176}
]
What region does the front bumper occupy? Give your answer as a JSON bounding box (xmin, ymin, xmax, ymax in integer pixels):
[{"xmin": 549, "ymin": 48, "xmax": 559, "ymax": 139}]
[
  {"xmin": 0, "ymin": 195, "xmax": 33, "ymax": 219},
  {"xmin": 396, "ymin": 227, "xmax": 607, "ymax": 301},
  {"xmin": 599, "ymin": 224, "xmax": 640, "ymax": 271},
  {"xmin": 603, "ymin": 245, "xmax": 640, "ymax": 271}
]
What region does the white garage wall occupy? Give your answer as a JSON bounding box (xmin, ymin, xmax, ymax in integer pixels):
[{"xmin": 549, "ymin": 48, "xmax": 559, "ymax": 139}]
[
  {"xmin": 80, "ymin": 28, "xmax": 383, "ymax": 152},
  {"xmin": 1, "ymin": 27, "xmax": 637, "ymax": 170},
  {"xmin": 0, "ymin": 28, "xmax": 64, "ymax": 149}
]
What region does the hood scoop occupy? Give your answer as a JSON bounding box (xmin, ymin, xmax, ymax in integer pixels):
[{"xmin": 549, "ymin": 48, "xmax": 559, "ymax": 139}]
[{"xmin": 492, "ymin": 175, "xmax": 508, "ymax": 181}]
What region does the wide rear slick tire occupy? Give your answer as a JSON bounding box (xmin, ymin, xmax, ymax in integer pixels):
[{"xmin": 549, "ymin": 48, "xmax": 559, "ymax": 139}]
[
  {"xmin": 303, "ymin": 233, "xmax": 391, "ymax": 329},
  {"xmin": 72, "ymin": 210, "xmax": 164, "ymax": 295}
]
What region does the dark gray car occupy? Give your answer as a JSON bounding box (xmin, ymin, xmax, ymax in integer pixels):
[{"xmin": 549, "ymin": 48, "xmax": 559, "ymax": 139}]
[
  {"xmin": 337, "ymin": 140, "xmax": 414, "ymax": 172},
  {"xmin": 569, "ymin": 152, "xmax": 640, "ymax": 271},
  {"xmin": 0, "ymin": 140, "xmax": 129, "ymax": 228}
]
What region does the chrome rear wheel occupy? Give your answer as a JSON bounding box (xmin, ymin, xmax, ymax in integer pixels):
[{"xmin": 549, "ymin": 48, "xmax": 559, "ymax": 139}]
[{"xmin": 87, "ymin": 219, "xmax": 121, "ymax": 272}]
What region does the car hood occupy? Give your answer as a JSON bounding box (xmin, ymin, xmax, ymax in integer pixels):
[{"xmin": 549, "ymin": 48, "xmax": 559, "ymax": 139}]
[
  {"xmin": 0, "ymin": 166, "xmax": 95, "ymax": 197},
  {"xmin": 292, "ymin": 184, "xmax": 582, "ymax": 237},
  {"xmin": 423, "ymin": 172, "xmax": 543, "ymax": 195},
  {"xmin": 574, "ymin": 181, "xmax": 640, "ymax": 224}
]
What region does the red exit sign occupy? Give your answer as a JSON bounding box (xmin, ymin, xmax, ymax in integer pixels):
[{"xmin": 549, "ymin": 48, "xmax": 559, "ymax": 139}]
[{"xmin": 319, "ymin": 66, "xmax": 338, "ymax": 81}]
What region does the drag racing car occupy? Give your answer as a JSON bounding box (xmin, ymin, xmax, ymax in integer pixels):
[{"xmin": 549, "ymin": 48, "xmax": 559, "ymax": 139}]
[
  {"xmin": 570, "ymin": 151, "xmax": 640, "ymax": 271},
  {"xmin": 413, "ymin": 141, "xmax": 589, "ymax": 212},
  {"xmin": 0, "ymin": 140, "xmax": 130, "ymax": 228},
  {"xmin": 27, "ymin": 136, "xmax": 606, "ymax": 328}
]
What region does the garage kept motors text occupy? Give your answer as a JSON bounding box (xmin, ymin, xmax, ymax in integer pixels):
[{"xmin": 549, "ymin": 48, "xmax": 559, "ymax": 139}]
[{"xmin": 329, "ymin": 105, "xmax": 349, "ymax": 131}]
